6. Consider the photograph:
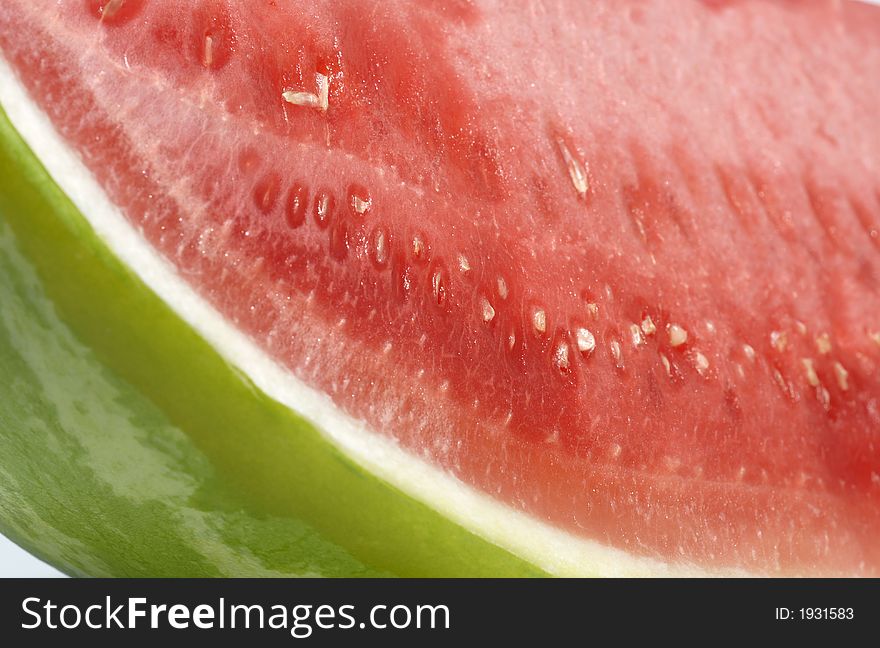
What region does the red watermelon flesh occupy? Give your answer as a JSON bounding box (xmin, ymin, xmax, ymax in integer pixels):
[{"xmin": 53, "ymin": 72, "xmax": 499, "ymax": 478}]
[{"xmin": 1, "ymin": 0, "xmax": 880, "ymax": 575}]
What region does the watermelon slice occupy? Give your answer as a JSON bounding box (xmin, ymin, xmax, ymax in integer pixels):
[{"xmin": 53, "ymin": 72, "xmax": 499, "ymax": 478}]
[{"xmin": 1, "ymin": 0, "xmax": 879, "ymax": 577}]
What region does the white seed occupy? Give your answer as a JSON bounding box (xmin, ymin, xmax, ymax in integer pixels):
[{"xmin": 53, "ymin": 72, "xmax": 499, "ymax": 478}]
[
  {"xmin": 608, "ymin": 443, "xmax": 622, "ymax": 459},
  {"xmin": 833, "ymin": 362, "xmax": 849, "ymax": 391},
  {"xmin": 412, "ymin": 235, "xmax": 425, "ymax": 259},
  {"xmin": 795, "ymin": 320, "xmax": 807, "ymax": 335},
  {"xmin": 497, "ymin": 276, "xmax": 508, "ymax": 300},
  {"xmin": 480, "ymin": 298, "xmax": 496, "ymax": 323},
  {"xmin": 556, "ymin": 137, "xmax": 589, "ymax": 198},
  {"xmin": 659, "ymin": 353, "xmax": 672, "ymax": 376},
  {"xmin": 870, "ymin": 331, "xmax": 880, "ymax": 348},
  {"xmin": 770, "ymin": 330, "xmax": 788, "ymax": 353},
  {"xmin": 667, "ymin": 323, "xmax": 688, "ymax": 347},
  {"xmin": 641, "ymin": 316, "xmax": 657, "ymax": 336},
  {"xmin": 817, "ymin": 386, "xmax": 831, "ymax": 411},
  {"xmin": 610, "ymin": 340, "xmax": 622, "ymax": 364},
  {"xmin": 693, "ymin": 351, "xmax": 709, "ymax": 376},
  {"xmin": 742, "ymin": 344, "xmax": 756, "ymax": 362},
  {"xmin": 351, "ymin": 194, "xmax": 372, "ymax": 215},
  {"xmin": 554, "ymin": 342, "xmax": 571, "ymax": 372},
  {"xmin": 532, "ymin": 308, "xmax": 547, "ymax": 334},
  {"xmin": 315, "ymin": 72, "xmax": 329, "ymax": 110},
  {"xmin": 773, "ymin": 368, "xmax": 789, "ymax": 395},
  {"xmin": 458, "ymin": 254, "xmax": 471, "ymax": 272},
  {"xmin": 203, "ymin": 35, "xmax": 214, "ymax": 67},
  {"xmin": 586, "ymin": 302, "xmax": 599, "ymax": 319},
  {"xmin": 815, "ymin": 333, "xmax": 832, "ymax": 355},
  {"xmin": 282, "ymin": 72, "xmax": 330, "ymax": 112},
  {"xmin": 575, "ymin": 327, "xmax": 596, "ymax": 354},
  {"xmin": 630, "ymin": 323, "xmax": 644, "ymax": 346},
  {"xmin": 801, "ymin": 358, "xmax": 820, "ymax": 387}
]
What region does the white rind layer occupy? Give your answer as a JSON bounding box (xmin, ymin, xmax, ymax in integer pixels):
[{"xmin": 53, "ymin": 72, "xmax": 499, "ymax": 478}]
[{"xmin": 0, "ymin": 55, "xmax": 734, "ymax": 577}]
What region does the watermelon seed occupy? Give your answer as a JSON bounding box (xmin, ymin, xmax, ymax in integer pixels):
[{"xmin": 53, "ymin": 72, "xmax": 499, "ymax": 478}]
[
  {"xmin": 369, "ymin": 227, "xmax": 388, "ymax": 268},
  {"xmin": 629, "ymin": 323, "xmax": 643, "ymax": 347},
  {"xmin": 555, "ymin": 137, "xmax": 588, "ymax": 198},
  {"xmin": 608, "ymin": 443, "xmax": 622, "ymax": 460},
  {"xmin": 801, "ymin": 358, "xmax": 820, "ymax": 387},
  {"xmin": 586, "ymin": 302, "xmax": 599, "ymax": 319},
  {"xmin": 770, "ymin": 330, "xmax": 788, "ymax": 353},
  {"xmin": 351, "ymin": 195, "xmax": 371, "ymax": 215},
  {"xmin": 349, "ymin": 185, "xmax": 372, "ymax": 215},
  {"xmin": 833, "ymin": 362, "xmax": 849, "ymax": 391},
  {"xmin": 98, "ymin": 0, "xmax": 125, "ymax": 22},
  {"xmin": 553, "ymin": 341, "xmax": 571, "ymax": 374},
  {"xmin": 285, "ymin": 182, "xmax": 309, "ymax": 228},
  {"xmin": 795, "ymin": 321, "xmax": 808, "ymax": 336},
  {"xmin": 692, "ymin": 351, "xmax": 709, "ymax": 375},
  {"xmin": 871, "ymin": 331, "xmax": 880, "ymax": 348},
  {"xmin": 667, "ymin": 323, "xmax": 688, "ymax": 347},
  {"xmin": 203, "ymin": 35, "xmax": 214, "ymax": 68},
  {"xmin": 253, "ymin": 173, "xmax": 281, "ymax": 214},
  {"xmin": 411, "ymin": 234, "xmax": 428, "ymax": 263},
  {"xmin": 313, "ymin": 190, "xmax": 334, "ymax": 229},
  {"xmin": 496, "ymin": 276, "xmax": 508, "ymax": 300},
  {"xmin": 431, "ymin": 268, "xmax": 447, "ymax": 306},
  {"xmin": 575, "ymin": 327, "xmax": 596, "ymax": 355},
  {"xmin": 610, "ymin": 340, "xmax": 622, "ymax": 367},
  {"xmin": 815, "ymin": 333, "xmax": 832, "ymax": 355},
  {"xmin": 480, "ymin": 297, "xmax": 496, "ymax": 323},
  {"xmin": 457, "ymin": 254, "xmax": 471, "ymax": 273},
  {"xmin": 772, "ymin": 369, "xmax": 792, "ymax": 398},
  {"xmin": 659, "ymin": 353, "xmax": 672, "ymax": 376},
  {"xmin": 328, "ymin": 221, "xmax": 349, "ymax": 260},
  {"xmin": 640, "ymin": 316, "xmax": 657, "ymax": 336},
  {"xmin": 282, "ymin": 73, "xmax": 330, "ymax": 112},
  {"xmin": 817, "ymin": 386, "xmax": 831, "ymax": 411},
  {"xmin": 742, "ymin": 344, "xmax": 756, "ymax": 362},
  {"xmin": 532, "ymin": 308, "xmax": 547, "ymax": 335}
]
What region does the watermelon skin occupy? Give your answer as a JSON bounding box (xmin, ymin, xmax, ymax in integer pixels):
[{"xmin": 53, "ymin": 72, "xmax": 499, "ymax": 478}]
[
  {"xmin": 0, "ymin": 0, "xmax": 879, "ymax": 576},
  {"xmin": 0, "ymin": 106, "xmax": 544, "ymax": 577}
]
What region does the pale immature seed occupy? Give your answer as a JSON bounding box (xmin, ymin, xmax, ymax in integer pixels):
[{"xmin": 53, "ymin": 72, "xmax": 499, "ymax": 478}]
[
  {"xmin": 667, "ymin": 323, "xmax": 688, "ymax": 347},
  {"xmin": 801, "ymin": 358, "xmax": 820, "ymax": 387},
  {"xmin": 576, "ymin": 328, "xmax": 596, "ymax": 354},
  {"xmin": 533, "ymin": 309, "xmax": 546, "ymax": 334},
  {"xmin": 815, "ymin": 333, "xmax": 832, "ymax": 355}
]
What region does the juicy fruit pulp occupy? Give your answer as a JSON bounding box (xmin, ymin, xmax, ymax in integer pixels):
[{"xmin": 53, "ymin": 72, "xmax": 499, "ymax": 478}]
[{"xmin": 1, "ymin": 0, "xmax": 879, "ymax": 575}]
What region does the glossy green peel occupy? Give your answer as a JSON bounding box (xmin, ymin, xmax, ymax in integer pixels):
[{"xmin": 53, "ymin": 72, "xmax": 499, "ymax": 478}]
[{"xmin": 0, "ymin": 105, "xmax": 544, "ymax": 577}]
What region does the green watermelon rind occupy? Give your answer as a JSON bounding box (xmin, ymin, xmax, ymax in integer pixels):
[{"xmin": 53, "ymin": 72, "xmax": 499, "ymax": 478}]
[{"xmin": 0, "ymin": 102, "xmax": 547, "ymax": 577}]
